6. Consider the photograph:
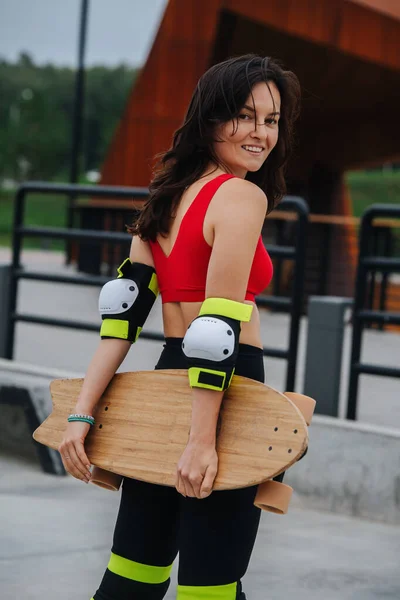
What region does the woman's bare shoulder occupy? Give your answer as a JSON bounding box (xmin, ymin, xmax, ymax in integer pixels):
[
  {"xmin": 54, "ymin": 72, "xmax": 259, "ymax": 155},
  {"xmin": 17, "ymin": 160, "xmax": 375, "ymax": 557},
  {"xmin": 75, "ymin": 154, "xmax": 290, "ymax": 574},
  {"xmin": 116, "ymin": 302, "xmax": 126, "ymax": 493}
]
[{"xmin": 211, "ymin": 177, "xmax": 268, "ymax": 220}]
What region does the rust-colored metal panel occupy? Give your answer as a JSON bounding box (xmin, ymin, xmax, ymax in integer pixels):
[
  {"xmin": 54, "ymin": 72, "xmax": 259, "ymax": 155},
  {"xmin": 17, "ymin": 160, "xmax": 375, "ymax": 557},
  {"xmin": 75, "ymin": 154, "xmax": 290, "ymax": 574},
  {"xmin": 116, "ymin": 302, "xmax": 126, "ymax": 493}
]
[
  {"xmin": 101, "ymin": 0, "xmax": 400, "ymax": 187},
  {"xmin": 349, "ymin": 0, "xmax": 400, "ymax": 20},
  {"xmin": 338, "ymin": 1, "xmax": 388, "ymax": 66},
  {"xmin": 101, "ymin": 0, "xmax": 222, "ymax": 186},
  {"xmin": 224, "ymin": 0, "xmax": 291, "ymax": 32},
  {"xmin": 286, "ymin": 0, "xmax": 342, "ymax": 44},
  {"xmin": 98, "ymin": 0, "xmax": 400, "ymax": 300},
  {"xmin": 224, "ymin": 0, "xmax": 400, "ymax": 68}
]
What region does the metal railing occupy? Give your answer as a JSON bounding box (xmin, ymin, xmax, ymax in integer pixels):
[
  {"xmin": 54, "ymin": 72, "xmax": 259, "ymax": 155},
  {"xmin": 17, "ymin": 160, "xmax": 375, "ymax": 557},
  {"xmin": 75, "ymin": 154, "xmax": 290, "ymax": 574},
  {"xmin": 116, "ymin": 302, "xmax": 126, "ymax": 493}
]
[
  {"xmin": 6, "ymin": 183, "xmax": 308, "ymax": 391},
  {"xmin": 5, "ymin": 182, "xmax": 156, "ymax": 359},
  {"xmin": 259, "ymin": 196, "xmax": 308, "ymax": 390},
  {"xmin": 347, "ymin": 204, "xmax": 400, "ymax": 420},
  {"xmin": 366, "ymin": 225, "xmax": 395, "ymax": 328}
]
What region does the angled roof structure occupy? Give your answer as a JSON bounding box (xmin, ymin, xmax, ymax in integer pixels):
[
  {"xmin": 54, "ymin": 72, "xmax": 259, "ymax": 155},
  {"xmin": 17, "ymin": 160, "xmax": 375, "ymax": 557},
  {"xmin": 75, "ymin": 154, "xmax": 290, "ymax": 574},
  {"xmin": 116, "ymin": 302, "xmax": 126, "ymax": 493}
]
[
  {"xmin": 101, "ymin": 0, "xmax": 400, "ymax": 193},
  {"xmin": 350, "ymin": 0, "xmax": 400, "ymax": 20},
  {"xmin": 99, "ymin": 0, "xmax": 400, "ymax": 298}
]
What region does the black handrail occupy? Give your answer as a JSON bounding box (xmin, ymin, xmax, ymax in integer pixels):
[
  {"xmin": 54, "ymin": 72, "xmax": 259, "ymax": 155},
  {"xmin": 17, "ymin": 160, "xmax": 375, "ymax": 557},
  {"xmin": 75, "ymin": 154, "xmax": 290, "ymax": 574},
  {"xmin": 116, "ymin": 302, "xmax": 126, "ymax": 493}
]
[
  {"xmin": 7, "ymin": 183, "xmax": 308, "ymax": 391},
  {"xmin": 347, "ymin": 204, "xmax": 400, "ymax": 420},
  {"xmin": 366, "ymin": 226, "xmax": 394, "ymax": 330},
  {"xmin": 6, "ymin": 182, "xmax": 150, "ymax": 359},
  {"xmin": 266, "ymin": 196, "xmax": 309, "ymax": 391}
]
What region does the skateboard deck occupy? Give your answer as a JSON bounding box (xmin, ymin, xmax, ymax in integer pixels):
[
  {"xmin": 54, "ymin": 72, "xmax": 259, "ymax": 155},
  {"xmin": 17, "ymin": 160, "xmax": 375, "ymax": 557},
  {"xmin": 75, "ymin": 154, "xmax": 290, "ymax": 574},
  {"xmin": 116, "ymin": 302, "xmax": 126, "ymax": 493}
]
[{"xmin": 33, "ymin": 369, "xmax": 308, "ymax": 490}]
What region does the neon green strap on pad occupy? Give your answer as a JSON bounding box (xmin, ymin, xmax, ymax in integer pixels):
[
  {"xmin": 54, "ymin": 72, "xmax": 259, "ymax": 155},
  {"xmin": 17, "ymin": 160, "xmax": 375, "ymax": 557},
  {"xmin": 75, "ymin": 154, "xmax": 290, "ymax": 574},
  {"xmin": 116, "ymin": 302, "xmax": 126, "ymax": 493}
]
[{"xmin": 199, "ymin": 298, "xmax": 253, "ymax": 322}]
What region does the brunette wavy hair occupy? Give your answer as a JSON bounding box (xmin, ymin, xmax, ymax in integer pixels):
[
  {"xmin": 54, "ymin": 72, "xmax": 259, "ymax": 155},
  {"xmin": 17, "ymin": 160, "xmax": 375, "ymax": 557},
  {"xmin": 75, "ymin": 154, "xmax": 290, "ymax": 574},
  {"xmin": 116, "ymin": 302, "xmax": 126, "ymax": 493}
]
[{"xmin": 130, "ymin": 54, "xmax": 301, "ymax": 241}]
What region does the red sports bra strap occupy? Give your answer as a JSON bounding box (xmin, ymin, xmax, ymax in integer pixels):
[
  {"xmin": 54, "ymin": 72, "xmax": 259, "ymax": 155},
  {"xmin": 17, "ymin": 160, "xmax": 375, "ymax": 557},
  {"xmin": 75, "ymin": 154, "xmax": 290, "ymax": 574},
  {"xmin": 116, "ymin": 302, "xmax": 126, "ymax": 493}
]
[{"xmin": 191, "ymin": 173, "xmax": 236, "ymax": 220}]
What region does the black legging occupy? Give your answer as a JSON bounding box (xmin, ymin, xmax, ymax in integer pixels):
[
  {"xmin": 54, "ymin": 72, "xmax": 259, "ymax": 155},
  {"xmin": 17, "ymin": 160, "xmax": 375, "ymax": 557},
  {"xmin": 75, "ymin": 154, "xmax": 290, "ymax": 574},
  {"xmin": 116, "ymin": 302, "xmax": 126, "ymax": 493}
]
[{"xmin": 92, "ymin": 339, "xmax": 265, "ymax": 600}]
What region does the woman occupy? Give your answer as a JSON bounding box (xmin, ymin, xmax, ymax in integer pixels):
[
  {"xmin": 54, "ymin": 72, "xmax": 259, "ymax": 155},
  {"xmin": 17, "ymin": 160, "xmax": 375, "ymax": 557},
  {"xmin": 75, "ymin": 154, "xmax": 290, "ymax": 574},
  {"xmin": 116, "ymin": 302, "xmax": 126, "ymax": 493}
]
[{"xmin": 59, "ymin": 54, "xmax": 301, "ymax": 600}]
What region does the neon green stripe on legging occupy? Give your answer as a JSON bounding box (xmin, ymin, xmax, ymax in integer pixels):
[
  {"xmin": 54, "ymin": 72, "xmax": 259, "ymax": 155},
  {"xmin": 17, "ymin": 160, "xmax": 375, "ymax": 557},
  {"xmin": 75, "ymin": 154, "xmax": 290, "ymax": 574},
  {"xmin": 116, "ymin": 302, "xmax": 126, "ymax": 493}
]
[
  {"xmin": 108, "ymin": 552, "xmax": 173, "ymax": 584},
  {"xmin": 177, "ymin": 582, "xmax": 237, "ymax": 599}
]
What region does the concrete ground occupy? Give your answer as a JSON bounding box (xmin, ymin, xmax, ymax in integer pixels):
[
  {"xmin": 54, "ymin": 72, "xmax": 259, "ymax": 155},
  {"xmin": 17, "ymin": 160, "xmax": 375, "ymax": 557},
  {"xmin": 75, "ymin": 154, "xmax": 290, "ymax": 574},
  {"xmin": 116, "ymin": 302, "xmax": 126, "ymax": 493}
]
[
  {"xmin": 1, "ymin": 454, "xmax": 400, "ymax": 600},
  {"xmin": 1, "ymin": 248, "xmax": 400, "ymax": 599}
]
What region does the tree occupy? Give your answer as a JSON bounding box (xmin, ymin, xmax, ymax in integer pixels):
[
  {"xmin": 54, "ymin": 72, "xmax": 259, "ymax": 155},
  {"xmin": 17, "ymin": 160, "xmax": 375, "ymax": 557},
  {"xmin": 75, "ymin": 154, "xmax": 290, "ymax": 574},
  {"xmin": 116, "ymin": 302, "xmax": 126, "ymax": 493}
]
[{"xmin": 0, "ymin": 53, "xmax": 139, "ymax": 182}]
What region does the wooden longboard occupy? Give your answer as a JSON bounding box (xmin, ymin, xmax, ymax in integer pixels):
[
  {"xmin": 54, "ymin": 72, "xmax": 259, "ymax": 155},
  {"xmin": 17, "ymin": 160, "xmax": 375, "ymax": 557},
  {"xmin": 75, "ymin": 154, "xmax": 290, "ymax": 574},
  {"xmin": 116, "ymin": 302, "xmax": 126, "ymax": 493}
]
[{"xmin": 33, "ymin": 370, "xmax": 308, "ymax": 490}]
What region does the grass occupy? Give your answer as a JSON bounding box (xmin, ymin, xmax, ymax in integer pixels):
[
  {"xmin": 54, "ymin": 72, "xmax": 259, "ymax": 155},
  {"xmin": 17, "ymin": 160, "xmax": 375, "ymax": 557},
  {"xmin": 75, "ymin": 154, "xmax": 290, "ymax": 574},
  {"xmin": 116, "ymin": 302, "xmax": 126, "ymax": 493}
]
[
  {"xmin": 1, "ymin": 171, "xmax": 399, "ymax": 249},
  {"xmin": 0, "ymin": 189, "xmax": 68, "ymax": 250},
  {"xmin": 346, "ymin": 170, "xmax": 400, "ymax": 217}
]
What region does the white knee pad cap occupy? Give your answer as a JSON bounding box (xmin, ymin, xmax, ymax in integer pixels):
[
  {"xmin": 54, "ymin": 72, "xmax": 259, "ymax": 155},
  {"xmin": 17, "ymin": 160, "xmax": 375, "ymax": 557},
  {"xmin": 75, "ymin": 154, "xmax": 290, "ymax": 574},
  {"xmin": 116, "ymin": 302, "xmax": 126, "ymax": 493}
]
[
  {"xmin": 182, "ymin": 317, "xmax": 235, "ymax": 362},
  {"xmin": 99, "ymin": 279, "xmax": 139, "ymax": 315}
]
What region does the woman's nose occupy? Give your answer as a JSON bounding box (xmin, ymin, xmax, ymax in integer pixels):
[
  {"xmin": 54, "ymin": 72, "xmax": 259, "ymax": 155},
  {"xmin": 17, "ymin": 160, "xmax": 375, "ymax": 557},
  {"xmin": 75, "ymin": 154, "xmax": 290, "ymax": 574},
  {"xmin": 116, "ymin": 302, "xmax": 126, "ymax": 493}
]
[{"xmin": 250, "ymin": 124, "xmax": 268, "ymax": 142}]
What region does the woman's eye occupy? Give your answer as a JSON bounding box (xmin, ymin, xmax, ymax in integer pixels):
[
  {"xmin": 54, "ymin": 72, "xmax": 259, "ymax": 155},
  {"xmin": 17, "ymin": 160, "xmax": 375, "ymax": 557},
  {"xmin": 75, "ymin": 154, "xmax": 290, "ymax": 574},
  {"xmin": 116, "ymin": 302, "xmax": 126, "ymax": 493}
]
[
  {"xmin": 239, "ymin": 114, "xmax": 251, "ymax": 120},
  {"xmin": 266, "ymin": 118, "xmax": 278, "ymax": 125}
]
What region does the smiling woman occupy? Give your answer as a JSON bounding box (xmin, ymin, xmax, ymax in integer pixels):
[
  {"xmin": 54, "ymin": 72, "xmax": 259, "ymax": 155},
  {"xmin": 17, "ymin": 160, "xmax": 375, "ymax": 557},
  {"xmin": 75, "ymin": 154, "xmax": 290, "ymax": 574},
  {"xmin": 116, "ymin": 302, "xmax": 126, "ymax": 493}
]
[
  {"xmin": 60, "ymin": 54, "xmax": 301, "ymax": 600},
  {"xmin": 132, "ymin": 55, "xmax": 300, "ymax": 243},
  {"xmin": 216, "ymin": 81, "xmax": 281, "ymax": 179}
]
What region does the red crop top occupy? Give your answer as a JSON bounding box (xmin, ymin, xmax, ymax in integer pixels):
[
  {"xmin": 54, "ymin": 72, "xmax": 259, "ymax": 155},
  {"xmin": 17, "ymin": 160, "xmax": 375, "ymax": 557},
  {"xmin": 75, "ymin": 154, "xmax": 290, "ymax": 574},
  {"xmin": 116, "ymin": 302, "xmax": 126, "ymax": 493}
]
[{"xmin": 148, "ymin": 174, "xmax": 273, "ymax": 303}]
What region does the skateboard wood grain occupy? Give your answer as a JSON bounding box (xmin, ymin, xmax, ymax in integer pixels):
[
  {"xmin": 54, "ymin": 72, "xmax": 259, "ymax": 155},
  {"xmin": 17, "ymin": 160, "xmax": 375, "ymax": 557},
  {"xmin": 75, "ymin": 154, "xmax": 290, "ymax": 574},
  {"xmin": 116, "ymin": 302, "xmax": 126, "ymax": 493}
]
[{"xmin": 33, "ymin": 370, "xmax": 308, "ymax": 490}]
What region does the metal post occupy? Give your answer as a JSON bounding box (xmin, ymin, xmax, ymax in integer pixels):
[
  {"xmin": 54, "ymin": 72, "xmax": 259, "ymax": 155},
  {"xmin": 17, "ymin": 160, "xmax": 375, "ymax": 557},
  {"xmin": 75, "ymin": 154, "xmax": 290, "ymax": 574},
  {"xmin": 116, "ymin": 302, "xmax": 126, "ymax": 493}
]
[
  {"xmin": 379, "ymin": 228, "xmax": 393, "ymax": 330},
  {"xmin": 0, "ymin": 265, "xmax": 11, "ymax": 358},
  {"xmin": 66, "ymin": 0, "xmax": 90, "ymax": 264},
  {"xmin": 5, "ymin": 186, "xmax": 26, "ymax": 359},
  {"xmin": 304, "ymin": 296, "xmax": 353, "ymax": 416},
  {"xmin": 346, "ymin": 209, "xmax": 374, "ymax": 420},
  {"xmin": 286, "ymin": 199, "xmax": 308, "ymax": 391},
  {"xmin": 318, "ymin": 224, "xmax": 331, "ymax": 295},
  {"xmin": 273, "ymin": 220, "xmax": 284, "ymax": 298}
]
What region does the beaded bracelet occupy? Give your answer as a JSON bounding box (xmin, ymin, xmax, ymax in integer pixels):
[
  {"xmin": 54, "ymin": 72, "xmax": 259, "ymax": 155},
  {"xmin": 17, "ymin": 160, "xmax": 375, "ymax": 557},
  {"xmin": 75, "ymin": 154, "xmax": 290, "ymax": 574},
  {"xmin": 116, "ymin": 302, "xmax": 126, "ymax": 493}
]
[{"xmin": 68, "ymin": 413, "xmax": 95, "ymax": 426}]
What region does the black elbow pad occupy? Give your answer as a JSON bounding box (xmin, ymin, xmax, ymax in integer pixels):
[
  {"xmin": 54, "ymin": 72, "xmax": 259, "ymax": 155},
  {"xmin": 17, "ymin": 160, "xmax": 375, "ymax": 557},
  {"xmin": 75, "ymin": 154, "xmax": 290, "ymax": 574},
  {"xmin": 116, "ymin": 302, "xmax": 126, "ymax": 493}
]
[
  {"xmin": 99, "ymin": 258, "xmax": 158, "ymax": 343},
  {"xmin": 182, "ymin": 298, "xmax": 253, "ymax": 391}
]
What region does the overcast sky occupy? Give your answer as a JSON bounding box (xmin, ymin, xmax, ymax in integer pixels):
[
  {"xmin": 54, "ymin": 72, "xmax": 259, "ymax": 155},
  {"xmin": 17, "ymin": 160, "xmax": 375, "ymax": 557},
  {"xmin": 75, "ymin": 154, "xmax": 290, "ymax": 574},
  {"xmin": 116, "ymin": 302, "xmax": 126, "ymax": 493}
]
[{"xmin": 0, "ymin": 0, "xmax": 168, "ymax": 67}]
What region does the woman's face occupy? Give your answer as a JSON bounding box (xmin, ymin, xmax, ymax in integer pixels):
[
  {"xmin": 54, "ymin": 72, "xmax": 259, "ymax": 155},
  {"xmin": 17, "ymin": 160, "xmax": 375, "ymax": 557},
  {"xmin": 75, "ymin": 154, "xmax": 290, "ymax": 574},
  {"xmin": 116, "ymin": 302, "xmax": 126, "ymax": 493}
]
[{"xmin": 212, "ymin": 81, "xmax": 281, "ymax": 178}]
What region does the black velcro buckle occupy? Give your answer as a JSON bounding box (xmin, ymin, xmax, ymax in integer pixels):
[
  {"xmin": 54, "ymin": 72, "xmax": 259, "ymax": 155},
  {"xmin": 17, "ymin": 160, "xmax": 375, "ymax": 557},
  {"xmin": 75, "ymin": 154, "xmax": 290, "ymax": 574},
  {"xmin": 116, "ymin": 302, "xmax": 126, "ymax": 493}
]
[{"xmin": 198, "ymin": 371, "xmax": 225, "ymax": 389}]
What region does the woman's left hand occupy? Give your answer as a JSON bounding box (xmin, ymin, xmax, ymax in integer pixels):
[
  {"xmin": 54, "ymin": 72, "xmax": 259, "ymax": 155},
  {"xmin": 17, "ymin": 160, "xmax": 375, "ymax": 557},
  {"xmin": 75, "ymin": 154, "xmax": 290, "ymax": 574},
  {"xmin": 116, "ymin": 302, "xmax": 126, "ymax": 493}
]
[{"xmin": 176, "ymin": 439, "xmax": 218, "ymax": 499}]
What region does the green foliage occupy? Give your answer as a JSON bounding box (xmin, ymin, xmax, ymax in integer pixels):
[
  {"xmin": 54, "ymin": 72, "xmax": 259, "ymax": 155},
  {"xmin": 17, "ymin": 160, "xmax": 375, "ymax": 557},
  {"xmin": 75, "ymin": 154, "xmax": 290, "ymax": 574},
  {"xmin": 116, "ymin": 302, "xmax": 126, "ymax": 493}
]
[
  {"xmin": 0, "ymin": 188, "xmax": 67, "ymax": 249},
  {"xmin": 346, "ymin": 170, "xmax": 400, "ymax": 217},
  {"xmin": 0, "ymin": 53, "xmax": 139, "ymax": 182}
]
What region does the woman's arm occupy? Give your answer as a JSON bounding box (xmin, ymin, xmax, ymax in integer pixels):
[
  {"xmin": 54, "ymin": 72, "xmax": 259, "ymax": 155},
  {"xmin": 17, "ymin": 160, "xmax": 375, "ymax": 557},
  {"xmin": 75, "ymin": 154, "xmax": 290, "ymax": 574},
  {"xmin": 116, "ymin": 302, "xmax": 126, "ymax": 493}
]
[
  {"xmin": 59, "ymin": 235, "xmax": 155, "ymax": 482},
  {"xmin": 176, "ymin": 179, "xmax": 268, "ymax": 499},
  {"xmin": 73, "ymin": 338, "xmax": 131, "ymax": 415}
]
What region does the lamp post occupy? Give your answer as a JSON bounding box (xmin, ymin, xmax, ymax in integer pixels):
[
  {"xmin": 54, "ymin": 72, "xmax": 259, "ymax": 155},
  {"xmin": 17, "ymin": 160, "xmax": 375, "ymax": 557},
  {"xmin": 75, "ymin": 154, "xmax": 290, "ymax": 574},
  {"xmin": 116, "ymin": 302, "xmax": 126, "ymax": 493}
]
[{"xmin": 66, "ymin": 0, "xmax": 89, "ymax": 264}]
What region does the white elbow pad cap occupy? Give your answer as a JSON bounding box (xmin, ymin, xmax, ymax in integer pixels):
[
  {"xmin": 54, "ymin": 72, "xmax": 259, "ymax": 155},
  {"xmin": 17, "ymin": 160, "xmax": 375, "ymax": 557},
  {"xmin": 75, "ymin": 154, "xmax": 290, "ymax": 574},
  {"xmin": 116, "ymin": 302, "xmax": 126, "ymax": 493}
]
[
  {"xmin": 99, "ymin": 279, "xmax": 139, "ymax": 315},
  {"xmin": 182, "ymin": 317, "xmax": 235, "ymax": 362}
]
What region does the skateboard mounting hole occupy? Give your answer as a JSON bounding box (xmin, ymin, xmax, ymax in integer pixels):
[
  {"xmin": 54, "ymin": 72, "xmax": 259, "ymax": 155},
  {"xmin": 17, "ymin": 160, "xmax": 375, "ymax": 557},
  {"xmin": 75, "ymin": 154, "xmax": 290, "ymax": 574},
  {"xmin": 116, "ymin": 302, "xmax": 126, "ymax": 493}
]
[
  {"xmin": 99, "ymin": 424, "xmax": 103, "ymax": 429},
  {"xmin": 269, "ymin": 446, "xmax": 272, "ymax": 451},
  {"xmin": 288, "ymin": 449, "xmax": 292, "ymax": 453},
  {"xmin": 105, "ymin": 407, "xmax": 108, "ymax": 411},
  {"xmin": 294, "ymin": 429, "xmax": 297, "ymax": 433},
  {"xmin": 274, "ymin": 427, "xmax": 278, "ymax": 432}
]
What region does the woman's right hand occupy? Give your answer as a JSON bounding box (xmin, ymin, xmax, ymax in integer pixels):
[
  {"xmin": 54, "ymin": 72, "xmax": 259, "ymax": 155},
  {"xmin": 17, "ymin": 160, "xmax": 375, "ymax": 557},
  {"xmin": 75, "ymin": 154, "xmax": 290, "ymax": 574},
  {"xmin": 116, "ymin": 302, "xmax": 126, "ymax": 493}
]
[
  {"xmin": 58, "ymin": 421, "xmax": 92, "ymax": 483},
  {"xmin": 176, "ymin": 438, "xmax": 218, "ymax": 499}
]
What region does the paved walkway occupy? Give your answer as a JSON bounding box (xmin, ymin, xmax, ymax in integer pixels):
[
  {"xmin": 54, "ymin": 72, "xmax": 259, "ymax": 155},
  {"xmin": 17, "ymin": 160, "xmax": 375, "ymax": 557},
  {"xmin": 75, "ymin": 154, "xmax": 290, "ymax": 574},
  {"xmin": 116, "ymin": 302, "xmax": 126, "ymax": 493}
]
[
  {"xmin": 1, "ymin": 248, "xmax": 400, "ymax": 599},
  {"xmin": 1, "ymin": 454, "xmax": 400, "ymax": 600}
]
